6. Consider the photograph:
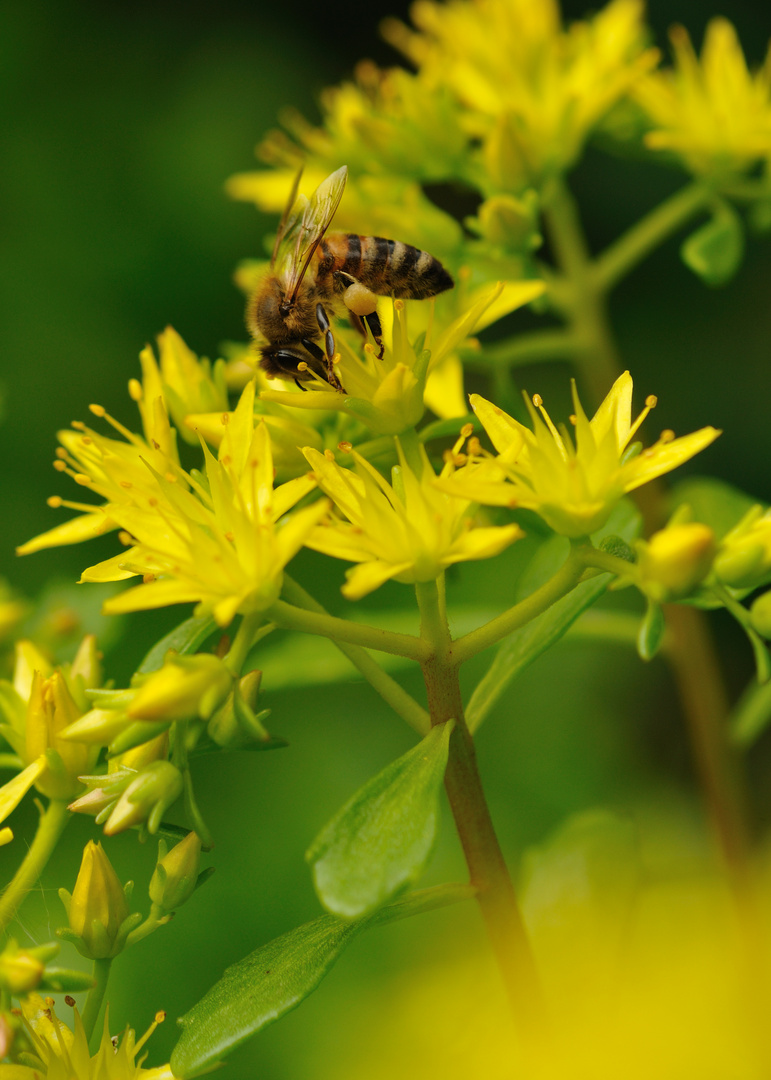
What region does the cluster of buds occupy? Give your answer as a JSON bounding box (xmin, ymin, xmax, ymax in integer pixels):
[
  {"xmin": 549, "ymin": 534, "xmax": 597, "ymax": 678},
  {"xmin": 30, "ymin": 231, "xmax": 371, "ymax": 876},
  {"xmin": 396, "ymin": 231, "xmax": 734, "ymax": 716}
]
[{"xmin": 57, "ymin": 834, "xmax": 207, "ymax": 962}]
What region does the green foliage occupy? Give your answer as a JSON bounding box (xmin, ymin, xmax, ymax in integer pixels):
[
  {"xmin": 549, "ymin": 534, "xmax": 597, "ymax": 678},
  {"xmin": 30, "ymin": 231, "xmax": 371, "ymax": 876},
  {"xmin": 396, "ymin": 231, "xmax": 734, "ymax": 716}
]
[
  {"xmin": 680, "ymin": 201, "xmax": 745, "ymax": 287},
  {"xmin": 306, "ymin": 721, "xmax": 454, "ymax": 918},
  {"xmin": 636, "ymin": 599, "xmax": 666, "ymax": 661},
  {"xmin": 170, "ymin": 883, "xmax": 474, "ymax": 1078}
]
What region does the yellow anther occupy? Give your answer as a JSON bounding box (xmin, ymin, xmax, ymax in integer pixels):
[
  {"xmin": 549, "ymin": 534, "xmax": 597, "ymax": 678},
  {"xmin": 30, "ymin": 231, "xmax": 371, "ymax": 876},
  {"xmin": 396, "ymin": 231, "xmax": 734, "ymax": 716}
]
[
  {"xmin": 297, "ymin": 361, "xmax": 309, "ymax": 372},
  {"xmin": 56, "ymin": 447, "xmax": 67, "ymax": 458},
  {"xmin": 164, "ymin": 472, "xmax": 176, "ymax": 483},
  {"xmin": 660, "ymin": 429, "xmax": 675, "ymax": 443},
  {"xmin": 532, "ymin": 393, "xmax": 543, "ymax": 407},
  {"xmin": 338, "ymin": 441, "xmax": 353, "ymax": 453},
  {"xmin": 645, "ymin": 395, "xmax": 658, "ymax": 408},
  {"xmin": 221, "ymin": 454, "xmax": 231, "ymax": 466},
  {"xmin": 569, "ymin": 414, "xmax": 577, "ymax": 426},
  {"xmin": 461, "ymin": 423, "xmax": 474, "ymax": 439},
  {"xmin": 128, "ymin": 379, "xmax": 143, "ymax": 401},
  {"xmin": 224, "ymin": 531, "xmax": 234, "ymax": 542},
  {"xmin": 71, "ymin": 421, "xmax": 86, "ymax": 431},
  {"xmin": 53, "ymin": 460, "xmax": 67, "ymax": 472},
  {"xmin": 155, "ymin": 1010, "xmax": 166, "ymax": 1024},
  {"xmin": 120, "ymin": 481, "xmax": 132, "ymax": 489},
  {"xmin": 467, "ymin": 437, "xmax": 482, "ymax": 456},
  {"xmin": 394, "ymin": 298, "xmax": 404, "ymax": 310},
  {"xmin": 74, "ymin": 473, "xmax": 91, "ymax": 486},
  {"xmin": 118, "ymin": 531, "xmax": 133, "ymax": 545},
  {"xmin": 221, "ymin": 412, "xmax": 230, "ymax": 426},
  {"xmin": 324, "ymin": 449, "xmax": 336, "ymax": 461},
  {"xmin": 89, "ymin": 404, "xmax": 106, "ymax": 418}
]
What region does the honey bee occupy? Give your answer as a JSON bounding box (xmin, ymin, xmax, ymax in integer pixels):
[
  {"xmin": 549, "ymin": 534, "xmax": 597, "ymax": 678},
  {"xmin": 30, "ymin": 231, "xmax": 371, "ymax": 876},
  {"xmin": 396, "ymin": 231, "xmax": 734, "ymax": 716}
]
[{"xmin": 247, "ymin": 166, "xmax": 454, "ymax": 392}]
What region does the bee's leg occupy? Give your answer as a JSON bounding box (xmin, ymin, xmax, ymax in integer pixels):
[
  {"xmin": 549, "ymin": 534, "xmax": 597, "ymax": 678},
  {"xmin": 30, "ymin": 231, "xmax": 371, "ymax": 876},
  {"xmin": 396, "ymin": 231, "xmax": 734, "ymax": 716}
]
[
  {"xmin": 362, "ymin": 310, "xmax": 384, "ymax": 360},
  {"xmin": 334, "ymin": 271, "xmax": 384, "ymax": 359},
  {"xmin": 313, "ymin": 304, "xmax": 344, "ymax": 392},
  {"xmin": 303, "ymin": 331, "xmax": 344, "ymax": 393}
]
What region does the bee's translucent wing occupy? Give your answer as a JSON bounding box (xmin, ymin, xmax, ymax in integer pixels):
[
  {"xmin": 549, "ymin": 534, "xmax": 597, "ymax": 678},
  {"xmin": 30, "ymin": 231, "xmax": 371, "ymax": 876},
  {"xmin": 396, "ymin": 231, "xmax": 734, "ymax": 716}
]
[
  {"xmin": 279, "ymin": 166, "xmax": 348, "ymax": 303},
  {"xmin": 270, "ymin": 167, "xmax": 304, "ymax": 268}
]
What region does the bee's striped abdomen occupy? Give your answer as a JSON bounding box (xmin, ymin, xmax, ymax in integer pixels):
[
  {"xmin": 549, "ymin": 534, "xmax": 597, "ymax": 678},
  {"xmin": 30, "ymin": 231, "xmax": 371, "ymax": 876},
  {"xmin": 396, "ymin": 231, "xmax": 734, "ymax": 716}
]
[{"xmin": 318, "ymin": 233, "xmax": 453, "ymax": 300}]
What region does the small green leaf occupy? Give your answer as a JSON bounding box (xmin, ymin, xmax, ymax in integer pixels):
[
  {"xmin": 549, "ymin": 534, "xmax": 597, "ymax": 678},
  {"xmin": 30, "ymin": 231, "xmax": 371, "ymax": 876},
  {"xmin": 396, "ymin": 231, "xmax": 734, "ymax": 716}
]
[
  {"xmin": 729, "ymin": 677, "xmax": 771, "ymax": 747},
  {"xmin": 170, "ymin": 883, "xmax": 473, "ymax": 1078},
  {"xmin": 680, "ymin": 201, "xmax": 744, "ymax": 286},
  {"xmin": 637, "ymin": 599, "xmax": 666, "ymax": 661},
  {"xmin": 137, "ymin": 615, "xmax": 219, "ymax": 675},
  {"xmin": 306, "ymin": 722, "xmax": 454, "ymax": 918}
]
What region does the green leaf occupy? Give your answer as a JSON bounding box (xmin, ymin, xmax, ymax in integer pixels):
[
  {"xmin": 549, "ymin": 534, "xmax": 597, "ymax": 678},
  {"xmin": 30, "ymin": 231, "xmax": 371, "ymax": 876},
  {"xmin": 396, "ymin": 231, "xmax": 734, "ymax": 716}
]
[
  {"xmin": 667, "ymin": 477, "xmax": 761, "ymax": 541},
  {"xmin": 306, "ymin": 722, "xmax": 454, "ymax": 918},
  {"xmin": 466, "ymin": 501, "xmax": 641, "ymax": 733},
  {"xmin": 137, "ymin": 615, "xmax": 219, "ymax": 675},
  {"xmin": 680, "ymin": 200, "xmax": 744, "ymax": 286},
  {"xmin": 636, "ymin": 599, "xmax": 666, "ymax": 661},
  {"xmin": 729, "ymin": 677, "xmax": 771, "ymax": 747},
  {"xmin": 170, "ymin": 883, "xmax": 473, "ymax": 1078}
]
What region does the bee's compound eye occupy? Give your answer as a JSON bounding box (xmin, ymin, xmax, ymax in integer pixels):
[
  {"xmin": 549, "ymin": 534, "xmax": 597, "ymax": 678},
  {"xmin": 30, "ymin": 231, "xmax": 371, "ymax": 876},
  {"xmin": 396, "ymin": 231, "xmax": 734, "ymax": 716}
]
[{"xmin": 342, "ymin": 282, "xmax": 379, "ymax": 317}]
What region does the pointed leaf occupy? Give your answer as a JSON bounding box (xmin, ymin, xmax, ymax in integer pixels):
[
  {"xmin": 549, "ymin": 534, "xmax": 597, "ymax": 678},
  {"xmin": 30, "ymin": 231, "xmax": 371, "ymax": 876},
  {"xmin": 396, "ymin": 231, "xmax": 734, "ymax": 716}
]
[
  {"xmin": 170, "ymin": 883, "xmax": 473, "ymax": 1079},
  {"xmin": 307, "ymin": 722, "xmax": 454, "ymax": 918},
  {"xmin": 680, "ymin": 201, "xmax": 744, "ymax": 287},
  {"xmin": 636, "ymin": 599, "xmax": 666, "ymax": 661}
]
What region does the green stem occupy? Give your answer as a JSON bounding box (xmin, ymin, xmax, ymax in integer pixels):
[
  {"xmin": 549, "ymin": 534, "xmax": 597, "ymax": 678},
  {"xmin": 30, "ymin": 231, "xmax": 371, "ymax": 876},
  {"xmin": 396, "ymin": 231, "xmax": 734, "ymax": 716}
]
[
  {"xmin": 82, "ymin": 957, "xmax": 112, "ymax": 1048},
  {"xmin": 415, "ymin": 581, "xmax": 546, "ymax": 1037},
  {"xmin": 594, "ymin": 182, "xmax": 711, "ymax": 293},
  {"xmin": 541, "ymin": 177, "xmax": 621, "ymax": 403},
  {"xmin": 224, "ymin": 612, "xmax": 265, "ymax": 675},
  {"xmin": 0, "ymin": 799, "xmax": 70, "ymax": 936},
  {"xmin": 543, "ymin": 174, "xmax": 752, "ymax": 884},
  {"xmin": 461, "ymin": 329, "xmax": 581, "ymax": 368},
  {"xmin": 266, "ymin": 599, "xmax": 428, "ymax": 662},
  {"xmin": 453, "ymin": 548, "xmax": 586, "ymax": 666},
  {"xmin": 281, "ymin": 576, "xmax": 430, "ymax": 734}
]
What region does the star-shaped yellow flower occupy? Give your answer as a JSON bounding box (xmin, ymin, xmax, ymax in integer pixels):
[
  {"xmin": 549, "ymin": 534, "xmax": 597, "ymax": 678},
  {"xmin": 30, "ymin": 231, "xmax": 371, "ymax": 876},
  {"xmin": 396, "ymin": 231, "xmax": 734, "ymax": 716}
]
[
  {"xmin": 634, "ymin": 18, "xmax": 771, "ymax": 178},
  {"xmin": 441, "ymin": 372, "xmax": 720, "ymax": 538},
  {"xmin": 302, "ymin": 437, "xmax": 523, "ymax": 599}
]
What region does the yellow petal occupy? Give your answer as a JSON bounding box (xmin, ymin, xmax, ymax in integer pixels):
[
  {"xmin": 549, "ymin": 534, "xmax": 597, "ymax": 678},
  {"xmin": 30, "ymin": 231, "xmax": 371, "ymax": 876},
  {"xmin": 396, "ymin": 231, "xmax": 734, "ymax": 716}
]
[
  {"xmin": 17, "ymin": 513, "xmax": 115, "ymax": 555},
  {"xmin": 623, "ymin": 427, "xmax": 722, "ymax": 491},
  {"xmin": 0, "ymin": 757, "xmax": 47, "ymax": 824},
  {"xmin": 342, "ymin": 560, "xmax": 413, "ymax": 600}
]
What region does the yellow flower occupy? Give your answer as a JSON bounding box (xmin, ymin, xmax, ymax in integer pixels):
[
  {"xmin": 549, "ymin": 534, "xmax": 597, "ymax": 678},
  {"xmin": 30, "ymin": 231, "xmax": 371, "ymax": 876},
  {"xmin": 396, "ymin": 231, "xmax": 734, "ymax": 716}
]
[
  {"xmin": 441, "ymin": 371, "xmax": 720, "ymax": 538},
  {"xmin": 21, "ymin": 382, "xmax": 327, "ymax": 627},
  {"xmin": 302, "ymin": 436, "xmax": 523, "ymax": 599},
  {"xmin": 634, "ymin": 18, "xmax": 771, "ymax": 178},
  {"xmin": 0, "ymin": 637, "xmax": 100, "ymax": 831},
  {"xmin": 132, "ymin": 326, "xmax": 229, "ymax": 447},
  {"xmin": 383, "ymin": 0, "xmax": 658, "ymax": 187},
  {"xmin": 15, "ymin": 993, "xmax": 174, "ymax": 1079}
]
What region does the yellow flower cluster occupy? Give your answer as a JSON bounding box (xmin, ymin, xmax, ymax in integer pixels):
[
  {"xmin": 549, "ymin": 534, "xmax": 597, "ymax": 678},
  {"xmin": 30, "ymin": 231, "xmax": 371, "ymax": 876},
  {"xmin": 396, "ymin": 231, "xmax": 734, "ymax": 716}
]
[{"xmin": 634, "ymin": 18, "xmax": 771, "ymax": 179}]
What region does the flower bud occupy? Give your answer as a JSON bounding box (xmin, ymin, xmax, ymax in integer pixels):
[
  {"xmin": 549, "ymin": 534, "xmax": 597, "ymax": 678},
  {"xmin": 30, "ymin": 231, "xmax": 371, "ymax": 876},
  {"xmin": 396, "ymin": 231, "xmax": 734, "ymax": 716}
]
[
  {"xmin": 25, "ymin": 670, "xmax": 92, "ymax": 800},
  {"xmin": 103, "ymin": 760, "xmax": 184, "ymax": 836},
  {"xmin": 67, "ymin": 633, "xmax": 103, "ymax": 701},
  {"xmin": 149, "ymin": 832, "xmax": 203, "ymax": 914},
  {"xmin": 713, "ymin": 507, "xmax": 771, "ymax": 590},
  {"xmin": 0, "ymin": 941, "xmax": 46, "ymax": 993},
  {"xmin": 60, "ymin": 841, "xmax": 132, "ymax": 959},
  {"xmin": 207, "ymin": 669, "xmax": 273, "ymax": 749},
  {"xmin": 750, "ymin": 591, "xmax": 771, "ymax": 640},
  {"xmin": 637, "ymin": 523, "xmax": 717, "ymax": 601},
  {"xmin": 128, "ymin": 653, "xmax": 233, "ymax": 723}
]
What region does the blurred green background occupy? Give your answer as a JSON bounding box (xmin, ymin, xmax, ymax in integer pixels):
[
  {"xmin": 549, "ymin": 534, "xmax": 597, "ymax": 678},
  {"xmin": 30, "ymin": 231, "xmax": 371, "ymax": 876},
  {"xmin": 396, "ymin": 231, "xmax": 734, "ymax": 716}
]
[{"xmin": 1, "ymin": 1, "xmax": 771, "ymax": 1076}]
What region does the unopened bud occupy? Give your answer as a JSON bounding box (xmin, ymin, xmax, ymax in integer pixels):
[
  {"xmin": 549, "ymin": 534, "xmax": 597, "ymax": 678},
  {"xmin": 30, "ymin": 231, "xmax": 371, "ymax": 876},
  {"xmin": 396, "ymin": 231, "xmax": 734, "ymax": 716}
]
[
  {"xmin": 149, "ymin": 832, "xmax": 203, "ymax": 914},
  {"xmin": 59, "ymin": 841, "xmax": 132, "ymax": 959},
  {"xmin": 750, "ymin": 591, "xmax": 771, "ymax": 640},
  {"xmin": 638, "ymin": 523, "xmax": 716, "ymax": 601},
  {"xmin": 714, "ymin": 507, "xmax": 771, "ymax": 590},
  {"xmin": 25, "ymin": 671, "xmax": 92, "ymax": 800},
  {"xmin": 128, "ymin": 654, "xmax": 233, "ymax": 723},
  {"xmin": 0, "ymin": 943, "xmax": 45, "ymax": 994},
  {"xmin": 103, "ymin": 760, "xmax": 184, "ymax": 836}
]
